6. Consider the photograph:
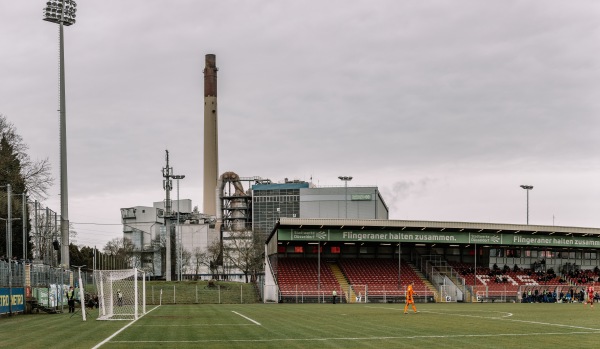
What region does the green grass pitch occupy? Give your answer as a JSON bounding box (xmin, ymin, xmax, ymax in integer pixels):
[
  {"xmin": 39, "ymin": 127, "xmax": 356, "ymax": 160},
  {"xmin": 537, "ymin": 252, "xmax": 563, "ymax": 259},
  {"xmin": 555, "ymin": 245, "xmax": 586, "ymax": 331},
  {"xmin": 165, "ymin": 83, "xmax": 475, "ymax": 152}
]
[{"xmin": 3, "ymin": 302, "xmax": 599, "ymax": 348}]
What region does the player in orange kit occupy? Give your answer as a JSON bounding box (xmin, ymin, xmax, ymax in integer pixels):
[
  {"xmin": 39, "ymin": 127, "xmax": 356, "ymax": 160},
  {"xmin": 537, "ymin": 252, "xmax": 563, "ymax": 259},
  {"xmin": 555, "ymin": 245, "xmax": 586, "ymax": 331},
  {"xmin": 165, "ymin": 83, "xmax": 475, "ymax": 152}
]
[{"xmin": 404, "ymin": 281, "xmax": 418, "ymax": 314}]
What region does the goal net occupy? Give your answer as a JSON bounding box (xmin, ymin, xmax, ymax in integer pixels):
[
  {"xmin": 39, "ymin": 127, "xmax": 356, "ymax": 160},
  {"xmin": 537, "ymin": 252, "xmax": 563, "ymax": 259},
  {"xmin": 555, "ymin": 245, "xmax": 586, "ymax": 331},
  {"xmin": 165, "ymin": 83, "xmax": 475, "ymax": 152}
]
[
  {"xmin": 350, "ymin": 285, "xmax": 367, "ymax": 303},
  {"xmin": 94, "ymin": 269, "xmax": 146, "ymax": 320}
]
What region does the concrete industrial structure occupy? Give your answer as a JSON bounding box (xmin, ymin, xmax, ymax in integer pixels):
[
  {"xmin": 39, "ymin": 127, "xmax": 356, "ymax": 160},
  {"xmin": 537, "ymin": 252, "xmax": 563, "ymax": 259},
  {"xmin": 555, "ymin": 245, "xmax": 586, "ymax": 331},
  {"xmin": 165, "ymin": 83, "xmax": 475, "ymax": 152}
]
[
  {"xmin": 120, "ymin": 178, "xmax": 388, "ymax": 279},
  {"xmin": 203, "ymin": 54, "xmax": 219, "ymax": 217},
  {"xmin": 251, "ymin": 179, "xmax": 388, "ymax": 240},
  {"xmin": 121, "ymin": 200, "xmax": 217, "ymax": 278}
]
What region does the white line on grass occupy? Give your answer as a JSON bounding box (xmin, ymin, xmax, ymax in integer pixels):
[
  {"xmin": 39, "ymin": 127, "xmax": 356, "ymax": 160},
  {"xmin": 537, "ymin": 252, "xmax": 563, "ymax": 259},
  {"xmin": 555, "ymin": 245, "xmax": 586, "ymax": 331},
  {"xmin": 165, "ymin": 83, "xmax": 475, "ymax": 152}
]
[
  {"xmin": 231, "ymin": 311, "xmax": 261, "ymax": 325},
  {"xmin": 108, "ymin": 330, "xmax": 600, "ymax": 344},
  {"xmin": 91, "ymin": 305, "xmax": 159, "ymax": 349},
  {"xmin": 136, "ymin": 323, "xmax": 255, "ymax": 327},
  {"xmin": 371, "ymin": 306, "xmax": 600, "ymax": 332}
]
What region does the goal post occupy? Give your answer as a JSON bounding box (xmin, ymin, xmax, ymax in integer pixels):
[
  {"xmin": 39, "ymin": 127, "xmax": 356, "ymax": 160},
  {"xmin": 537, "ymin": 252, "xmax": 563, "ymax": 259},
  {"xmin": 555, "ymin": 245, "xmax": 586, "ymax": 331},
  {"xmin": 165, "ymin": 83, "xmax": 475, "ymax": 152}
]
[
  {"xmin": 349, "ymin": 285, "xmax": 367, "ymax": 303},
  {"xmin": 94, "ymin": 268, "xmax": 146, "ymax": 320}
]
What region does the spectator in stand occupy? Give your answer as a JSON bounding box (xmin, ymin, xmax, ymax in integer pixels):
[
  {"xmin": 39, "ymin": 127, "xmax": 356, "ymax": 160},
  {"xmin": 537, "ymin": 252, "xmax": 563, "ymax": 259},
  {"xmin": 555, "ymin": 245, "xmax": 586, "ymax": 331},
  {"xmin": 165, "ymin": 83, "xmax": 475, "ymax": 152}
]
[{"xmin": 570, "ymin": 288, "xmax": 574, "ymax": 302}]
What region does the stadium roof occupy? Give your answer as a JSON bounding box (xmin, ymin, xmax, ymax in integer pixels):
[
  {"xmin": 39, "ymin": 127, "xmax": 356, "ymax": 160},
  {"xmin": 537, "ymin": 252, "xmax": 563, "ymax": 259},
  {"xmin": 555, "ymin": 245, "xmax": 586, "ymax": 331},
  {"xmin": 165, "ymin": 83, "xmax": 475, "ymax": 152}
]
[{"xmin": 267, "ymin": 218, "xmax": 600, "ymax": 245}]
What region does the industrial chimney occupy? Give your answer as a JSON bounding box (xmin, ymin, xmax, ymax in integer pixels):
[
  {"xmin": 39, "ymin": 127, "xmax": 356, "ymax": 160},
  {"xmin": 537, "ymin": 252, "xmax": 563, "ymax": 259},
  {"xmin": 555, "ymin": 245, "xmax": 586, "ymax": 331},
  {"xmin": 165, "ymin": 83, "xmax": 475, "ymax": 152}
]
[{"xmin": 203, "ymin": 54, "xmax": 218, "ymax": 216}]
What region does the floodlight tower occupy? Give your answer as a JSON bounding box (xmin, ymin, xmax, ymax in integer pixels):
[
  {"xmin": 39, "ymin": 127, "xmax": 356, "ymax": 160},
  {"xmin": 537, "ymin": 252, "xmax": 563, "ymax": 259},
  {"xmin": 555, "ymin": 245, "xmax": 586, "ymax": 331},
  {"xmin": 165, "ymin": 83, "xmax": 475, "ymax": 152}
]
[
  {"xmin": 43, "ymin": 0, "xmax": 77, "ymax": 268},
  {"xmin": 520, "ymin": 185, "xmax": 534, "ymax": 225},
  {"xmin": 338, "ymin": 176, "xmax": 353, "ymax": 218},
  {"xmin": 172, "ymin": 175, "xmax": 185, "ymax": 281}
]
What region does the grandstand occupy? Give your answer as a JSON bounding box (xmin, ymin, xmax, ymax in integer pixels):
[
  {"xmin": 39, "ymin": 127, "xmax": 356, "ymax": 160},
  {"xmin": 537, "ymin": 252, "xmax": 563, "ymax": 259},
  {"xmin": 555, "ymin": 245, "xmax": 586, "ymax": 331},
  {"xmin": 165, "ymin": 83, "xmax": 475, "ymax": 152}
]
[
  {"xmin": 276, "ymin": 257, "xmax": 434, "ymax": 303},
  {"xmin": 264, "ymin": 218, "xmax": 600, "ymax": 304}
]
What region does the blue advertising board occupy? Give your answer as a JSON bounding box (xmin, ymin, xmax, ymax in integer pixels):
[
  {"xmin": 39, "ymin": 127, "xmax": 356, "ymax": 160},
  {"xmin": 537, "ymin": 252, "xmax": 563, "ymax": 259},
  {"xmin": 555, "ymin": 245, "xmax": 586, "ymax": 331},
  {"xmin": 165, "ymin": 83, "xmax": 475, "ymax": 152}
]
[{"xmin": 0, "ymin": 287, "xmax": 25, "ymax": 314}]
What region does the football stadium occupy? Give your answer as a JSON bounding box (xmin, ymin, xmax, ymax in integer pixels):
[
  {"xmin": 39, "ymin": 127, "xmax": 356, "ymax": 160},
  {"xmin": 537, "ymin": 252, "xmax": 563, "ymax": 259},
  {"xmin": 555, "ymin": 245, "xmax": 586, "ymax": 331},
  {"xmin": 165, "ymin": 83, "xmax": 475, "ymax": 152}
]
[{"xmin": 3, "ymin": 216, "xmax": 599, "ymax": 348}]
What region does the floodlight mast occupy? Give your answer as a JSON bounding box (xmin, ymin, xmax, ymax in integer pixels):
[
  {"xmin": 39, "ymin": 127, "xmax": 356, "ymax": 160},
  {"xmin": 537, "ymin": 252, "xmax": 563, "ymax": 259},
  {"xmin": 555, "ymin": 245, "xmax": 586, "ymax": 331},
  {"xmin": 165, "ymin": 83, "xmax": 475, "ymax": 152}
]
[
  {"xmin": 43, "ymin": 0, "xmax": 77, "ymax": 268},
  {"xmin": 520, "ymin": 185, "xmax": 534, "ymax": 225},
  {"xmin": 338, "ymin": 176, "xmax": 353, "ymax": 218}
]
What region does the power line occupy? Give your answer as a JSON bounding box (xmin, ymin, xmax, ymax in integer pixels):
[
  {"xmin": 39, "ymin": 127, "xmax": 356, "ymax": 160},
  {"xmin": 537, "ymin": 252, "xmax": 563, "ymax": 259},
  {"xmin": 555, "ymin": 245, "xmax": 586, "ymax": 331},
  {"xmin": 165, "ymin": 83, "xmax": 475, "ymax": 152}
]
[{"xmin": 71, "ymin": 222, "xmax": 121, "ymax": 226}]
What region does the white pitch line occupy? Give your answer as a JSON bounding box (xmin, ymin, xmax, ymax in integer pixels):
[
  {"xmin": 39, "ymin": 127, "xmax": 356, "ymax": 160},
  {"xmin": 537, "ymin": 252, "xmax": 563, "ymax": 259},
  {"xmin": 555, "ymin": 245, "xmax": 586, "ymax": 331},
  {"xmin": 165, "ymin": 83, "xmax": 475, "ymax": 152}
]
[
  {"xmin": 108, "ymin": 331, "xmax": 600, "ymax": 344},
  {"xmin": 232, "ymin": 310, "xmax": 261, "ymax": 325},
  {"xmin": 136, "ymin": 323, "xmax": 254, "ymax": 327},
  {"xmin": 91, "ymin": 305, "xmax": 159, "ymax": 349},
  {"xmin": 370, "ymin": 306, "xmax": 600, "ymax": 332}
]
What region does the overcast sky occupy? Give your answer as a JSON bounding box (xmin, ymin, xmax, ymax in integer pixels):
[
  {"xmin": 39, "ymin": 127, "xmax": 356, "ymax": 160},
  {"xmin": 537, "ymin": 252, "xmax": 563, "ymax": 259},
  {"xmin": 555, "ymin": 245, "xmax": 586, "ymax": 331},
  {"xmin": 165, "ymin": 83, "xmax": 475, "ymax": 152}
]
[{"xmin": 2, "ymin": 1, "xmax": 599, "ymax": 248}]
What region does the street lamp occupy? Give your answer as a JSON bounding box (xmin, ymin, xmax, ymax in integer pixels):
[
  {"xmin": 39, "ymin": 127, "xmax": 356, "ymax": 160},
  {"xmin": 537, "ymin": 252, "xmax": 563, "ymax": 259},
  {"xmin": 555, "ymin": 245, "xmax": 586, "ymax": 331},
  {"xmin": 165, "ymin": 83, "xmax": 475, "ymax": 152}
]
[
  {"xmin": 172, "ymin": 175, "xmax": 185, "ymax": 281},
  {"xmin": 520, "ymin": 185, "xmax": 534, "ymax": 225},
  {"xmin": 43, "ymin": 0, "xmax": 77, "ymax": 269},
  {"xmin": 338, "ymin": 176, "xmax": 353, "ymax": 218}
]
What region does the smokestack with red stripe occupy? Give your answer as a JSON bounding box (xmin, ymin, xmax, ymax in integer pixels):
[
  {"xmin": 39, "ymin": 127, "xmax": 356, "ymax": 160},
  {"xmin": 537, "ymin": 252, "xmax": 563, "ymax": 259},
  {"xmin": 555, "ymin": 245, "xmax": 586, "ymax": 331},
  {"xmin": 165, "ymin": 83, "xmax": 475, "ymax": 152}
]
[{"xmin": 203, "ymin": 54, "xmax": 218, "ymax": 216}]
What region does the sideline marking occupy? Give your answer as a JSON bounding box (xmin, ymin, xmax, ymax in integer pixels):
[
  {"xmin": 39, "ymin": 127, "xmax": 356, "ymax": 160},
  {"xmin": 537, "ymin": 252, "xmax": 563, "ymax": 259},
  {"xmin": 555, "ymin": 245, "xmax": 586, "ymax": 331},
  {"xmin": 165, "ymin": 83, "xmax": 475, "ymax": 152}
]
[
  {"xmin": 371, "ymin": 306, "xmax": 600, "ymax": 332},
  {"xmin": 91, "ymin": 305, "xmax": 159, "ymax": 349},
  {"xmin": 232, "ymin": 310, "xmax": 261, "ymax": 325},
  {"xmin": 137, "ymin": 323, "xmax": 254, "ymax": 327},
  {"xmin": 109, "ymin": 330, "xmax": 600, "ymax": 344}
]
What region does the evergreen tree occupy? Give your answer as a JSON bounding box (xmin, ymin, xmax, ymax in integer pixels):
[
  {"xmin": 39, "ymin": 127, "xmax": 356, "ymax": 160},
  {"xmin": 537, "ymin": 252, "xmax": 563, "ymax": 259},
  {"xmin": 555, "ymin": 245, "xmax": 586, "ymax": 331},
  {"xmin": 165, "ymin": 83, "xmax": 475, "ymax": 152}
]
[
  {"xmin": 0, "ymin": 135, "xmax": 28, "ymax": 259},
  {"xmin": 0, "ymin": 114, "xmax": 53, "ymax": 260}
]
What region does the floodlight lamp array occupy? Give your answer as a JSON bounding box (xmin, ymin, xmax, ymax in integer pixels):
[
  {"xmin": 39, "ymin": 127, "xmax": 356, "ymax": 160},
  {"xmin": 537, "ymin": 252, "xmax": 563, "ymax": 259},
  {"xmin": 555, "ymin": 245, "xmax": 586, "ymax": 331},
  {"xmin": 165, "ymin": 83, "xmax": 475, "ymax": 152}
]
[{"xmin": 43, "ymin": 0, "xmax": 77, "ymax": 26}]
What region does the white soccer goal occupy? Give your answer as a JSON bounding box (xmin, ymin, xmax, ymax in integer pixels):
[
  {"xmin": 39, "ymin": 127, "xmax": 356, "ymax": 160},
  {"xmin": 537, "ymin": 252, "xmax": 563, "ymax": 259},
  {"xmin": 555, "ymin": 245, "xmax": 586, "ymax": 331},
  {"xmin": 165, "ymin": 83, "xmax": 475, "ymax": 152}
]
[
  {"xmin": 350, "ymin": 285, "xmax": 368, "ymax": 303},
  {"xmin": 94, "ymin": 268, "xmax": 146, "ymax": 320}
]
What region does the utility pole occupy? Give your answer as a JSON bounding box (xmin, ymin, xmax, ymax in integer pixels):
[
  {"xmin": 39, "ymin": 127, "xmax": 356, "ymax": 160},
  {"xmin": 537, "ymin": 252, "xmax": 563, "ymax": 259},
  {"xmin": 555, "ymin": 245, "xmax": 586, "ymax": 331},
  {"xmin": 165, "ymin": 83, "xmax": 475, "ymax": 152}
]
[
  {"xmin": 162, "ymin": 151, "xmax": 173, "ymax": 281},
  {"xmin": 162, "ymin": 151, "xmax": 185, "ymax": 281}
]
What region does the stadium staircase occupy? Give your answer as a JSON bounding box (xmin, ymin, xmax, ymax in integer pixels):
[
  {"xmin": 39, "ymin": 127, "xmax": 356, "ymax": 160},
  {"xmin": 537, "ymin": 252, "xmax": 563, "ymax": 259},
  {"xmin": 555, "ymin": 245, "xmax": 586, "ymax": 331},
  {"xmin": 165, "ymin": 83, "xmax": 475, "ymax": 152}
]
[
  {"xmin": 408, "ymin": 263, "xmax": 438, "ymax": 300},
  {"xmin": 418, "ymin": 255, "xmax": 473, "ymax": 302},
  {"xmin": 328, "ymin": 262, "xmax": 355, "ymax": 303}
]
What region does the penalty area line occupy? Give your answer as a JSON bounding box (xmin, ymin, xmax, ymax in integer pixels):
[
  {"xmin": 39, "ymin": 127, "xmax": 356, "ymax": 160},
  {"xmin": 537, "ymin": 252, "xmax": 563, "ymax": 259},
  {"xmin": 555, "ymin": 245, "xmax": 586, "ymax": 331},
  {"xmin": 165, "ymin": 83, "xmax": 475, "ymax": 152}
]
[
  {"xmin": 232, "ymin": 311, "xmax": 262, "ymax": 326},
  {"xmin": 91, "ymin": 305, "xmax": 160, "ymax": 349}
]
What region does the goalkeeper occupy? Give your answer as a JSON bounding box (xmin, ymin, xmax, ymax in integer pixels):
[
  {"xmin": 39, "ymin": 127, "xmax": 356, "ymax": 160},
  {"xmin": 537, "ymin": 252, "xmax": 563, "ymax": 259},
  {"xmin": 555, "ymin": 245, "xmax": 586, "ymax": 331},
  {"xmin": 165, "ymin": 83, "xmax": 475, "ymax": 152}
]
[
  {"xmin": 117, "ymin": 289, "xmax": 124, "ymax": 306},
  {"xmin": 404, "ymin": 282, "xmax": 418, "ymax": 314}
]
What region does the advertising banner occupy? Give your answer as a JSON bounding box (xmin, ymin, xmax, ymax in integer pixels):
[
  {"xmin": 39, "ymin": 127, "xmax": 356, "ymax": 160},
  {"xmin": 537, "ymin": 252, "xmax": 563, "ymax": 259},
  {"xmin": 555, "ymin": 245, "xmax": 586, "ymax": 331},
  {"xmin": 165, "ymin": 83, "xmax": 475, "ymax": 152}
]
[
  {"xmin": 278, "ymin": 229, "xmax": 600, "ymax": 248},
  {"xmin": 0, "ymin": 287, "xmax": 25, "ymax": 314}
]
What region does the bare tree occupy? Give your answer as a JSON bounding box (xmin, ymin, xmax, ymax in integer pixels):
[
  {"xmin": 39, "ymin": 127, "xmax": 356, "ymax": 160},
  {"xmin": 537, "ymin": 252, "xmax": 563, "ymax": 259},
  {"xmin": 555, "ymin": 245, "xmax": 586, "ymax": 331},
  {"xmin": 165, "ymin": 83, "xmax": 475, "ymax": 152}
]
[
  {"xmin": 30, "ymin": 207, "xmax": 60, "ymax": 265},
  {"xmin": 224, "ymin": 230, "xmax": 263, "ymax": 283},
  {"xmin": 179, "ymin": 248, "xmax": 192, "ymax": 278},
  {"xmin": 0, "ymin": 114, "xmax": 53, "ymax": 200},
  {"xmin": 191, "ymin": 247, "xmax": 205, "ymax": 280},
  {"xmin": 202, "ymin": 239, "xmax": 223, "ymax": 279},
  {"xmin": 104, "ymin": 237, "xmax": 135, "ymax": 268}
]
